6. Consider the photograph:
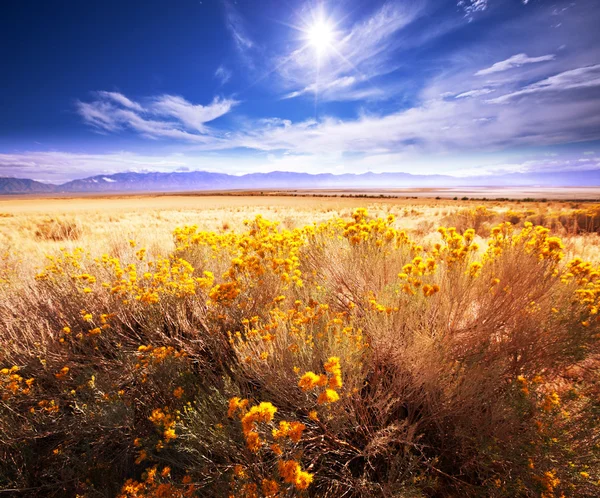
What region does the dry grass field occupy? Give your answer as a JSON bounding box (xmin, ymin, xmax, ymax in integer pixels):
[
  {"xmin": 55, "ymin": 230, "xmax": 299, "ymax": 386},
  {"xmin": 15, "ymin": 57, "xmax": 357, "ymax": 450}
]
[{"xmin": 1, "ymin": 192, "xmax": 600, "ymax": 497}]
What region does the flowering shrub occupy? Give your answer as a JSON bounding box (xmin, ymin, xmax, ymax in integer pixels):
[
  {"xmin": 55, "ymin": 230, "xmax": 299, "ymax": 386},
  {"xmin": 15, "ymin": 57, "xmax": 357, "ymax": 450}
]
[{"xmin": 1, "ymin": 209, "xmax": 599, "ymax": 496}]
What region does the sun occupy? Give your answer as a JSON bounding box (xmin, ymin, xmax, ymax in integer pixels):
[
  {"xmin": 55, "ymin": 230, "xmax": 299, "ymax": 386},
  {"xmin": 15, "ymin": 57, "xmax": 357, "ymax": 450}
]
[{"xmin": 306, "ymin": 19, "xmax": 335, "ymax": 54}]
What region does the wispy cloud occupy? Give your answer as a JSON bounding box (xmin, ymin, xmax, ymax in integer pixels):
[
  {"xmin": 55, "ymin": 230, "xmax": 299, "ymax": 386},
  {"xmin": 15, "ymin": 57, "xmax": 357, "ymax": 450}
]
[
  {"xmin": 222, "ymin": 0, "xmax": 256, "ymax": 68},
  {"xmin": 454, "ymin": 88, "xmax": 495, "ymax": 98},
  {"xmin": 151, "ymin": 95, "xmax": 237, "ymax": 132},
  {"xmin": 489, "ymin": 64, "xmax": 600, "ymax": 103},
  {"xmin": 475, "ymin": 53, "xmax": 556, "ymax": 76},
  {"xmin": 179, "ymin": 95, "xmax": 598, "ymax": 158},
  {"xmin": 215, "ymin": 65, "xmax": 232, "ymax": 85},
  {"xmin": 97, "ymin": 91, "xmax": 143, "ymax": 111},
  {"xmin": 281, "ymin": 75, "xmax": 389, "ymax": 102},
  {"xmin": 283, "ymin": 76, "xmax": 358, "ymax": 100},
  {"xmin": 75, "ymin": 80, "xmax": 600, "ymax": 162},
  {"xmin": 77, "ymin": 91, "xmax": 238, "ymax": 140},
  {"xmin": 77, "ymin": 100, "xmax": 121, "ymax": 132},
  {"xmin": 458, "ymin": 0, "xmax": 488, "ymax": 16}
]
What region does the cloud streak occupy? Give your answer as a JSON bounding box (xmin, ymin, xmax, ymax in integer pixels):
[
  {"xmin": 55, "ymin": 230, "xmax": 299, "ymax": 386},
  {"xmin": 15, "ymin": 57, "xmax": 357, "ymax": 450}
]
[
  {"xmin": 97, "ymin": 91, "xmax": 143, "ymax": 111},
  {"xmin": 475, "ymin": 53, "xmax": 556, "ymax": 76},
  {"xmin": 76, "ymin": 67, "xmax": 600, "ymax": 160},
  {"xmin": 454, "ymin": 88, "xmax": 495, "ymax": 99},
  {"xmin": 458, "ymin": 0, "xmax": 488, "ymax": 16},
  {"xmin": 222, "ymin": 0, "xmax": 256, "ymax": 69},
  {"xmin": 151, "ymin": 95, "xmax": 237, "ymax": 132},
  {"xmin": 77, "ymin": 92, "xmax": 238, "ymax": 141},
  {"xmin": 220, "ymin": 96, "xmax": 600, "ymax": 155},
  {"xmin": 215, "ymin": 65, "xmax": 232, "ymax": 85},
  {"xmin": 489, "ymin": 64, "xmax": 600, "ymax": 103}
]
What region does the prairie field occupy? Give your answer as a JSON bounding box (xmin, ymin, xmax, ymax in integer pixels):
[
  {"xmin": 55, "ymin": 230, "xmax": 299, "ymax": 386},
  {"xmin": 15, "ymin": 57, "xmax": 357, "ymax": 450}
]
[{"xmin": 1, "ymin": 192, "xmax": 600, "ymax": 497}]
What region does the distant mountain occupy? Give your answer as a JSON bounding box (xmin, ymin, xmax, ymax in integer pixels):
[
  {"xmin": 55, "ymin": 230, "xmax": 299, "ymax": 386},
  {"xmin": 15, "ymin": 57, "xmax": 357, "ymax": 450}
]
[
  {"xmin": 60, "ymin": 171, "xmax": 234, "ymax": 192},
  {"xmin": 56, "ymin": 170, "xmax": 454, "ymax": 192},
  {"xmin": 0, "ymin": 177, "xmax": 57, "ymax": 194},
  {"xmin": 57, "ymin": 169, "xmax": 600, "ymax": 191},
  {"xmin": 2, "ymin": 168, "xmax": 600, "ymax": 194}
]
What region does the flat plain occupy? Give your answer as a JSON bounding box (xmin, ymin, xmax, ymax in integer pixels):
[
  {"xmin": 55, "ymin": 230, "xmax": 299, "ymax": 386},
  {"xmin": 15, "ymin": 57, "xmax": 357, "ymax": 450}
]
[{"xmin": 3, "ymin": 189, "xmax": 600, "ymax": 265}]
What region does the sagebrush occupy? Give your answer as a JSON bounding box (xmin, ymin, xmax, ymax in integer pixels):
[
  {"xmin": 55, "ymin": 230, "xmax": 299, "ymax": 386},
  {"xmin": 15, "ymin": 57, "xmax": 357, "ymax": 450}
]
[{"xmin": 1, "ymin": 208, "xmax": 599, "ymax": 497}]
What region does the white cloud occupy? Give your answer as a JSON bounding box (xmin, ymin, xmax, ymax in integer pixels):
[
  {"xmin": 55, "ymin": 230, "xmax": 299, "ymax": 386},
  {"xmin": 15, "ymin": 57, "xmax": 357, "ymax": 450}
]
[
  {"xmin": 475, "ymin": 53, "xmax": 556, "ymax": 76},
  {"xmin": 198, "ymin": 95, "xmax": 600, "ymax": 156},
  {"xmin": 77, "ymin": 100, "xmax": 121, "ymax": 132},
  {"xmin": 281, "ymin": 76, "xmax": 388, "ymax": 102},
  {"xmin": 489, "ymin": 64, "xmax": 600, "ymax": 103},
  {"xmin": 75, "ymin": 82, "xmax": 600, "ymax": 165},
  {"xmin": 152, "ymin": 95, "xmax": 237, "ymax": 132},
  {"xmin": 455, "ymin": 88, "xmax": 495, "ymax": 98},
  {"xmin": 458, "ymin": 0, "xmax": 488, "ymax": 16},
  {"xmin": 77, "ymin": 91, "xmax": 238, "ymax": 140},
  {"xmin": 215, "ymin": 65, "xmax": 232, "ymax": 85},
  {"xmin": 552, "ymin": 5, "xmax": 575, "ymax": 16},
  {"xmin": 97, "ymin": 91, "xmax": 143, "ymax": 111},
  {"xmin": 223, "ymin": 0, "xmax": 255, "ymax": 68},
  {"xmin": 283, "ymin": 76, "xmax": 357, "ymax": 100}
]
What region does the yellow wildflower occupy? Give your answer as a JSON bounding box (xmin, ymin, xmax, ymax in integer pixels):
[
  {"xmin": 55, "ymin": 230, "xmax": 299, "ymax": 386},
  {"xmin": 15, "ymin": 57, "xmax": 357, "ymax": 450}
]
[{"xmin": 317, "ymin": 388, "xmax": 340, "ymax": 405}]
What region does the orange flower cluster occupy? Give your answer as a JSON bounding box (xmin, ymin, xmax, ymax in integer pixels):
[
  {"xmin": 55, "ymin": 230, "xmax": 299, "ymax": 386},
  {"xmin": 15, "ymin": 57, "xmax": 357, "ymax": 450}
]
[
  {"xmin": 278, "ymin": 459, "xmax": 313, "ymax": 490},
  {"xmin": 229, "ymin": 399, "xmax": 277, "ymax": 453},
  {"xmin": 54, "ymin": 366, "xmax": 70, "ymax": 380},
  {"xmin": 435, "ymin": 227, "xmax": 479, "ymax": 265},
  {"xmin": 486, "ymin": 222, "xmax": 565, "ymax": 263},
  {"xmin": 36, "ymin": 399, "xmax": 59, "ymax": 414},
  {"xmin": 227, "ymin": 397, "xmax": 313, "ymax": 493},
  {"xmin": 135, "ymin": 345, "xmax": 188, "ymax": 383},
  {"xmin": 208, "ymin": 281, "xmax": 241, "ymax": 304},
  {"xmin": 0, "ymin": 366, "xmax": 34, "ymax": 400},
  {"xmin": 109, "ymin": 257, "xmax": 201, "ymax": 304},
  {"xmin": 175, "ymin": 215, "xmax": 308, "ymax": 300},
  {"xmin": 298, "ymin": 356, "xmax": 343, "ymax": 405},
  {"xmin": 35, "ymin": 247, "xmax": 88, "ymax": 281},
  {"xmin": 341, "ymin": 208, "xmax": 413, "ymax": 251},
  {"xmin": 272, "ymin": 420, "xmax": 306, "ymax": 443},
  {"xmin": 398, "ymin": 254, "xmax": 440, "ymax": 296},
  {"xmin": 564, "ymin": 257, "xmax": 600, "ymax": 323},
  {"xmin": 119, "ymin": 467, "xmax": 194, "ymax": 498},
  {"xmin": 146, "ymin": 407, "xmax": 179, "ymax": 454}
]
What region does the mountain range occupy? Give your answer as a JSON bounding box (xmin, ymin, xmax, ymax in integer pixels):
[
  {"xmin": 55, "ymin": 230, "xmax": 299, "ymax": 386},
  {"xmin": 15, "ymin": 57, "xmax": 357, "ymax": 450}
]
[{"xmin": 1, "ymin": 169, "xmax": 600, "ymax": 194}]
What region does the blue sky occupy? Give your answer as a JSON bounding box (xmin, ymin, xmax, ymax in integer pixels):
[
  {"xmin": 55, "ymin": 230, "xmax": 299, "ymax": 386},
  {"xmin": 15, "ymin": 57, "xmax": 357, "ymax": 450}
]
[{"xmin": 1, "ymin": 0, "xmax": 599, "ymax": 182}]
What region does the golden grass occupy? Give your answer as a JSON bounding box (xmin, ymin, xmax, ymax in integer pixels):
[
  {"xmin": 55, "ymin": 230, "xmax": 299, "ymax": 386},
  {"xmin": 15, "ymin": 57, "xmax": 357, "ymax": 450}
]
[{"xmin": 1, "ymin": 194, "xmax": 600, "ymax": 497}]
